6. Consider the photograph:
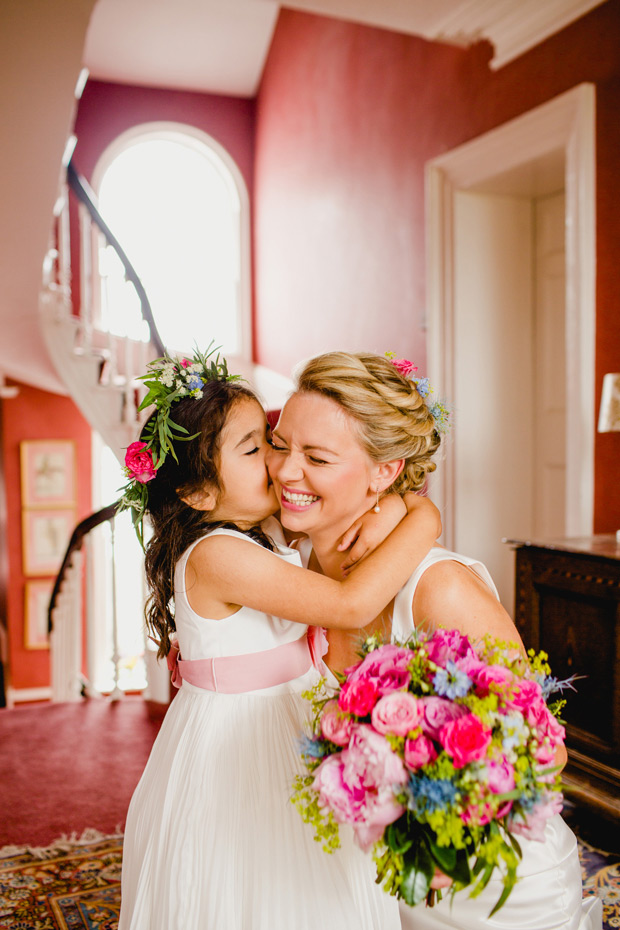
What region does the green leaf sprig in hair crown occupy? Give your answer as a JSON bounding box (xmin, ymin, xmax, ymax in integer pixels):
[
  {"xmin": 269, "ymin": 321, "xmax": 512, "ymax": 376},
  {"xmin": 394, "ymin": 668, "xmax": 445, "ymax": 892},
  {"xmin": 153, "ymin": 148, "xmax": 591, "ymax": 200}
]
[{"xmin": 117, "ymin": 343, "xmax": 241, "ymax": 547}]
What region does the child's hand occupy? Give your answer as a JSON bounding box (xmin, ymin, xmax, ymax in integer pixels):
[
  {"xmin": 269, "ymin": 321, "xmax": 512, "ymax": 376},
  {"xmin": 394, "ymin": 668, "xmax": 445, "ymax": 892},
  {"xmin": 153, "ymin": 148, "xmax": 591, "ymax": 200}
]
[{"xmin": 337, "ymin": 494, "xmax": 407, "ymax": 573}]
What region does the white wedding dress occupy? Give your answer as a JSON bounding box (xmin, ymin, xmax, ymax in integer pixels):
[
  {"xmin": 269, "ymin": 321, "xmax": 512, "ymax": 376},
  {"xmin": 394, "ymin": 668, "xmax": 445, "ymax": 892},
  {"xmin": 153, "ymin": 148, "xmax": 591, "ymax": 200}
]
[
  {"xmin": 118, "ymin": 519, "xmax": 400, "ymax": 930},
  {"xmin": 391, "ymin": 547, "xmax": 603, "ymax": 930}
]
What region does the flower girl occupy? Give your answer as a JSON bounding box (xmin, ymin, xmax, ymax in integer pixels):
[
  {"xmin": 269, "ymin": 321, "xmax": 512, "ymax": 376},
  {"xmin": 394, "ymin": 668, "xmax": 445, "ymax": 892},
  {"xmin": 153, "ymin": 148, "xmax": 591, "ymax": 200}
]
[{"xmin": 117, "ymin": 346, "xmax": 440, "ymax": 930}]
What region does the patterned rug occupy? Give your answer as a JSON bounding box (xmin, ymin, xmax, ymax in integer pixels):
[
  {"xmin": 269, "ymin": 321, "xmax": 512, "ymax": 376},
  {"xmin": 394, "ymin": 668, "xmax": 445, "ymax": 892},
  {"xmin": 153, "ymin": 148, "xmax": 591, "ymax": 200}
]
[{"xmin": 0, "ymin": 831, "xmax": 618, "ymax": 929}]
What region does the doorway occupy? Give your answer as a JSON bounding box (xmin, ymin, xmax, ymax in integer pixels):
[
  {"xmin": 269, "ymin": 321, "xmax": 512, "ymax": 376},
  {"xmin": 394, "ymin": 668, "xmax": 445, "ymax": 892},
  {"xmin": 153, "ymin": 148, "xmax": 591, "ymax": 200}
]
[{"xmin": 427, "ymin": 84, "xmax": 596, "ymax": 610}]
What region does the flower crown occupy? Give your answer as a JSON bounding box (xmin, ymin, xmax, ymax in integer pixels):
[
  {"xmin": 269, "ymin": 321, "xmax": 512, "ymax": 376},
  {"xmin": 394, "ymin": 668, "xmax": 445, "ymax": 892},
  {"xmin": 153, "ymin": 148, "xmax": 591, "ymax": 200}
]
[
  {"xmin": 385, "ymin": 351, "xmax": 450, "ymax": 434},
  {"xmin": 117, "ymin": 343, "xmax": 241, "ymax": 546}
]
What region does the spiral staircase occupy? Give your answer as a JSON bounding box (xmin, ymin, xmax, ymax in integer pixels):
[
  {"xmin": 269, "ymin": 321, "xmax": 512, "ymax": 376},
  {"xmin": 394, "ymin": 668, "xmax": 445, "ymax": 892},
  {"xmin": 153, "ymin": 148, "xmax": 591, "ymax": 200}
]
[{"xmin": 38, "ymin": 151, "xmax": 292, "ymax": 704}]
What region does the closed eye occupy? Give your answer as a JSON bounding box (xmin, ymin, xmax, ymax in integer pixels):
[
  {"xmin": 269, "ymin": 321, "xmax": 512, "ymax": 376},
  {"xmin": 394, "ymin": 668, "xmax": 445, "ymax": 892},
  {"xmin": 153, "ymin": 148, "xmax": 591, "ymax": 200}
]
[
  {"xmin": 308, "ymin": 455, "xmax": 329, "ymax": 465},
  {"xmin": 268, "ymin": 440, "xmax": 287, "ymax": 452},
  {"xmin": 245, "ymin": 447, "xmax": 260, "ymax": 456}
]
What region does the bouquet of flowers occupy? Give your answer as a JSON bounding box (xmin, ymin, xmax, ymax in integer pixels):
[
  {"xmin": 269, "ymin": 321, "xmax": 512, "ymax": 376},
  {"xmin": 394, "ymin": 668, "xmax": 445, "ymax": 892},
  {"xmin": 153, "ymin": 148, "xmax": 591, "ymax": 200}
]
[{"xmin": 292, "ymin": 629, "xmax": 570, "ymax": 916}]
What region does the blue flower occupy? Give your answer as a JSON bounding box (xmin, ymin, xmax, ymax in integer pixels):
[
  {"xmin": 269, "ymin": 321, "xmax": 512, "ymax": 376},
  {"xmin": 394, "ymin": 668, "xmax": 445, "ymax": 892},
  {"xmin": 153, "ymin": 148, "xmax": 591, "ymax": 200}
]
[
  {"xmin": 187, "ymin": 376, "xmax": 205, "ymax": 392},
  {"xmin": 413, "ymin": 377, "xmax": 430, "ymax": 397},
  {"xmin": 298, "ymin": 735, "xmax": 329, "ymax": 759},
  {"xmin": 536, "ymin": 674, "xmax": 578, "ymax": 700},
  {"xmin": 433, "ymin": 660, "xmax": 472, "ymax": 699},
  {"xmin": 406, "ymin": 774, "xmax": 458, "ymax": 814}
]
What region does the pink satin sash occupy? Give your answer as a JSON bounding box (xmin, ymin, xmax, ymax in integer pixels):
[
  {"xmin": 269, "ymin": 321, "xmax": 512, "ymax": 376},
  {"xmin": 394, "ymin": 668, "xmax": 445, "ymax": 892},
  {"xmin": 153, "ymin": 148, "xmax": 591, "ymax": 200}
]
[{"xmin": 167, "ymin": 626, "xmax": 328, "ymax": 694}]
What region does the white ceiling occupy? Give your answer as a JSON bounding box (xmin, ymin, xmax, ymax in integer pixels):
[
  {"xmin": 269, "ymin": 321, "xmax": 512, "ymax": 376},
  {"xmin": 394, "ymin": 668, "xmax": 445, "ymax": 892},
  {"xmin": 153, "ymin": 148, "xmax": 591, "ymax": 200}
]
[{"xmin": 83, "ymin": 0, "xmax": 609, "ymax": 98}]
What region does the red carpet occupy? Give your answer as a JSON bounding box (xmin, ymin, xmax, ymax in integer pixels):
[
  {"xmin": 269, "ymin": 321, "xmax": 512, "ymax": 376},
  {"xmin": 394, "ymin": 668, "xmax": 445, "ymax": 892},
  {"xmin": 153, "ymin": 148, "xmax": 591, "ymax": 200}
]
[{"xmin": 0, "ymin": 697, "xmax": 163, "ymax": 846}]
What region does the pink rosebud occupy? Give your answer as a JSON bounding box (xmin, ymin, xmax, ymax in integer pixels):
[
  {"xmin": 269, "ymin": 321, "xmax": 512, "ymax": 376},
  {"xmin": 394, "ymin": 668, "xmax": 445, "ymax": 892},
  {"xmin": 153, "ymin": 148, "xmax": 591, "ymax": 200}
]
[
  {"xmin": 418, "ymin": 696, "xmax": 468, "ymax": 740},
  {"xmin": 390, "ymin": 357, "xmax": 417, "ymax": 378},
  {"xmin": 439, "ymin": 713, "xmax": 492, "ymax": 769},
  {"xmin": 338, "ymin": 678, "xmax": 378, "ymax": 716},
  {"xmin": 125, "ymin": 441, "xmax": 156, "ymax": 484},
  {"xmin": 404, "ymin": 733, "xmax": 437, "ymax": 770},
  {"xmin": 321, "ymin": 700, "xmax": 353, "ymax": 747},
  {"xmin": 371, "ymin": 692, "xmax": 421, "ymax": 737}
]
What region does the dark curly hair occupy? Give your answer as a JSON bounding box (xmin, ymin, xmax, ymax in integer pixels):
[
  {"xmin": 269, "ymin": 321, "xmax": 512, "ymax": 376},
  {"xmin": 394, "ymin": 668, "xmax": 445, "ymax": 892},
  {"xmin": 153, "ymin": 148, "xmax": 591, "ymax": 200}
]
[{"xmin": 142, "ymin": 380, "xmax": 273, "ymax": 658}]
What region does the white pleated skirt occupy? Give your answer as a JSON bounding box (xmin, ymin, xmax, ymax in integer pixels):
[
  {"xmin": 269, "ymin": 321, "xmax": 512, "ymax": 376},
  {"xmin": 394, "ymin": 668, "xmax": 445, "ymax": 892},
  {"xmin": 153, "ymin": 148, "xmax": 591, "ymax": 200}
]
[
  {"xmin": 399, "ymin": 814, "xmax": 602, "ymax": 930},
  {"xmin": 118, "ymin": 674, "xmax": 400, "ymax": 930}
]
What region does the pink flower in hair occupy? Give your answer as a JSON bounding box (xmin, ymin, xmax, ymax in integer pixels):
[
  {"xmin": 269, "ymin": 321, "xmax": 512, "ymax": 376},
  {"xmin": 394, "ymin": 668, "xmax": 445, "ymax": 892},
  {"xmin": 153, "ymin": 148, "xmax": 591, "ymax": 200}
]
[
  {"xmin": 124, "ymin": 441, "xmax": 156, "ymax": 484},
  {"xmin": 390, "ymin": 357, "xmax": 417, "ymax": 378}
]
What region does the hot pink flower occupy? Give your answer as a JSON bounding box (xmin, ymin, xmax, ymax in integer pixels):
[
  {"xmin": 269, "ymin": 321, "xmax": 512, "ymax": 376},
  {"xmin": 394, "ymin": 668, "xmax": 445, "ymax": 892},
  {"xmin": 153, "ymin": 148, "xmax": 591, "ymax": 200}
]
[
  {"xmin": 345, "ymin": 644, "xmax": 412, "ymax": 697},
  {"xmin": 390, "ymin": 358, "xmax": 418, "ymax": 378},
  {"xmin": 439, "ymin": 713, "xmax": 492, "ymax": 768},
  {"xmin": 371, "ymin": 692, "xmax": 421, "ymax": 737},
  {"xmin": 425, "ymin": 629, "xmax": 477, "ymax": 669},
  {"xmin": 418, "ymin": 696, "xmax": 468, "ymax": 740},
  {"xmin": 504, "ymin": 678, "xmax": 543, "ymax": 714},
  {"xmin": 404, "ymin": 733, "xmax": 437, "ymax": 770},
  {"xmin": 321, "ymin": 700, "xmax": 353, "ymax": 747},
  {"xmin": 124, "ymin": 441, "xmax": 156, "ymax": 484},
  {"xmin": 338, "ymin": 678, "xmax": 378, "ymax": 716}
]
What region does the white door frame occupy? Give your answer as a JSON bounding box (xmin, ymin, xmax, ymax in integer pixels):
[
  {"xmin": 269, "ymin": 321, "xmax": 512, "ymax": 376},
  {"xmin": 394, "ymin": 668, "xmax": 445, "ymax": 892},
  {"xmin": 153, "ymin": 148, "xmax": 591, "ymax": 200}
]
[{"xmin": 427, "ymin": 83, "xmax": 596, "ymax": 547}]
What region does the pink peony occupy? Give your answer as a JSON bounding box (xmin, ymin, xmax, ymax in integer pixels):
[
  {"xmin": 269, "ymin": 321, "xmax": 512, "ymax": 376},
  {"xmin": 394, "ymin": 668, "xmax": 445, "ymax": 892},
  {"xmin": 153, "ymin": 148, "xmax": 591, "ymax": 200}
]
[
  {"xmin": 509, "ymin": 793, "xmax": 563, "ymax": 842},
  {"xmin": 439, "ymin": 713, "xmax": 492, "ymax": 768},
  {"xmin": 345, "ymin": 644, "xmax": 412, "ymax": 697},
  {"xmin": 390, "ymin": 358, "xmax": 418, "ymax": 378},
  {"xmin": 371, "ymin": 692, "xmax": 421, "ymax": 737},
  {"xmin": 344, "ymin": 724, "xmax": 408, "ymax": 791},
  {"xmin": 321, "ymin": 700, "xmax": 353, "ymax": 747},
  {"xmin": 504, "ymin": 678, "xmax": 544, "ymax": 714},
  {"xmin": 425, "ymin": 629, "xmax": 477, "ymax": 669},
  {"xmin": 404, "ymin": 733, "xmax": 437, "ymax": 770},
  {"xmin": 124, "ymin": 441, "xmax": 156, "ymax": 483},
  {"xmin": 313, "ymin": 755, "xmax": 365, "ymax": 823},
  {"xmin": 418, "ymin": 696, "xmax": 468, "ymax": 740},
  {"xmin": 338, "ymin": 678, "xmax": 378, "ymax": 716},
  {"xmin": 485, "ymin": 757, "xmax": 516, "ymax": 795},
  {"xmin": 352, "ymin": 785, "xmax": 406, "ymax": 851}
]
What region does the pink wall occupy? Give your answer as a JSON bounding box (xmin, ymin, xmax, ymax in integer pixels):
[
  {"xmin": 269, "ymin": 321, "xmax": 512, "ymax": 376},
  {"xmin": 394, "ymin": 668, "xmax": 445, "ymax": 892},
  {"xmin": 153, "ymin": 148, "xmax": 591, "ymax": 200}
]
[
  {"xmin": 2, "ymin": 383, "xmax": 92, "ymax": 692},
  {"xmin": 254, "ymin": 4, "xmax": 620, "ymax": 534}
]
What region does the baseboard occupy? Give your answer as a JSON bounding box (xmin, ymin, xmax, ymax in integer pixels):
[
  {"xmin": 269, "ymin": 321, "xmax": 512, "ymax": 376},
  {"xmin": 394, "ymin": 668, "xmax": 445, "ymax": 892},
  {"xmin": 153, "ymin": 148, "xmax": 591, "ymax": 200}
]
[{"xmin": 5, "ymin": 686, "xmax": 52, "ymax": 706}]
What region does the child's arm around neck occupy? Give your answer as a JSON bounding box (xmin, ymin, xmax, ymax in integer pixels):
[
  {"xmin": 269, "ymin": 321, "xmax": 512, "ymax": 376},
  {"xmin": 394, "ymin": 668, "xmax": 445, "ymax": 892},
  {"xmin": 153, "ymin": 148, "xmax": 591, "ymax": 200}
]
[{"xmin": 184, "ymin": 495, "xmax": 440, "ymax": 629}]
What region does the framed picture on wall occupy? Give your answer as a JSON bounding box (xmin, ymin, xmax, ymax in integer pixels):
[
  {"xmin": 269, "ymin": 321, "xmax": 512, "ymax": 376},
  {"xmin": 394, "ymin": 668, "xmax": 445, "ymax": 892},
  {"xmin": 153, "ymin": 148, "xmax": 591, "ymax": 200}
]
[
  {"xmin": 20, "ymin": 440, "xmax": 77, "ymax": 508},
  {"xmin": 24, "ymin": 580, "xmax": 54, "ymax": 650},
  {"xmin": 22, "ymin": 508, "xmax": 76, "ymax": 576}
]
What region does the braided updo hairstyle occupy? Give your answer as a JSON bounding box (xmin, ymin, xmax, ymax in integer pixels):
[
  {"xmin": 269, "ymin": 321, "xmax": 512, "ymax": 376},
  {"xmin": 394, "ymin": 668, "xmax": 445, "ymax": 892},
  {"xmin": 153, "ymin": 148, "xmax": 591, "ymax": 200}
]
[{"xmin": 295, "ymin": 352, "xmax": 441, "ymax": 495}]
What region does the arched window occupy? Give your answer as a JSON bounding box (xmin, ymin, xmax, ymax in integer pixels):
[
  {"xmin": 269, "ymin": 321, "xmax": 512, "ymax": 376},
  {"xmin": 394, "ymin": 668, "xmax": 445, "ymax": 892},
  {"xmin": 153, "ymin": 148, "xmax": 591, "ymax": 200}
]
[{"xmin": 93, "ymin": 122, "xmax": 251, "ymax": 358}]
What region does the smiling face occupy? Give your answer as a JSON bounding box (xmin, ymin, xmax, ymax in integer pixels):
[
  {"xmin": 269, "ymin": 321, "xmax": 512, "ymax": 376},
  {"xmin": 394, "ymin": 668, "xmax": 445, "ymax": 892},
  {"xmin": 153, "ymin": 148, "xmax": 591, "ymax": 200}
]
[
  {"xmin": 267, "ymin": 391, "xmax": 381, "ymax": 541},
  {"xmin": 208, "ymin": 397, "xmax": 279, "ymax": 529}
]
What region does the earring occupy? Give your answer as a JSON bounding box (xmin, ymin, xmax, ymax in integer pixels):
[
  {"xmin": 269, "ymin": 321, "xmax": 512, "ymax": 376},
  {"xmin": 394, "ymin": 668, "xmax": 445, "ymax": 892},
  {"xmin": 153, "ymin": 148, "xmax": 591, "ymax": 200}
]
[{"xmin": 374, "ymin": 487, "xmax": 381, "ymax": 513}]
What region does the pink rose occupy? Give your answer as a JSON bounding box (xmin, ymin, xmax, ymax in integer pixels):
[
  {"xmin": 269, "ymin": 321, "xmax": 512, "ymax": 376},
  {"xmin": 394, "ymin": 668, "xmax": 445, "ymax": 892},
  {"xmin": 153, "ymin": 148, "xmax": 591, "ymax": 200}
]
[
  {"xmin": 509, "ymin": 793, "xmax": 563, "ymax": 842},
  {"xmin": 418, "ymin": 696, "xmax": 468, "ymax": 740},
  {"xmin": 390, "ymin": 357, "xmax": 417, "ymax": 378},
  {"xmin": 313, "ymin": 755, "xmax": 364, "ymax": 822},
  {"xmin": 425, "ymin": 629, "xmax": 476, "ymax": 669},
  {"xmin": 439, "ymin": 713, "xmax": 492, "ymax": 768},
  {"xmin": 504, "ymin": 678, "xmax": 543, "ymax": 713},
  {"xmin": 321, "ymin": 700, "xmax": 353, "ymax": 747},
  {"xmin": 474, "ymin": 664, "xmax": 516, "ymax": 697},
  {"xmin": 404, "ymin": 733, "xmax": 437, "ymax": 770},
  {"xmin": 527, "ymin": 703, "xmax": 566, "ymax": 765},
  {"xmin": 338, "ymin": 678, "xmax": 378, "ymax": 716},
  {"xmin": 345, "ymin": 644, "xmax": 412, "ymax": 697},
  {"xmin": 371, "ymin": 692, "xmax": 421, "ymax": 737},
  {"xmin": 344, "ymin": 724, "xmax": 408, "ymax": 791},
  {"xmin": 124, "ymin": 441, "xmax": 156, "ymax": 484}
]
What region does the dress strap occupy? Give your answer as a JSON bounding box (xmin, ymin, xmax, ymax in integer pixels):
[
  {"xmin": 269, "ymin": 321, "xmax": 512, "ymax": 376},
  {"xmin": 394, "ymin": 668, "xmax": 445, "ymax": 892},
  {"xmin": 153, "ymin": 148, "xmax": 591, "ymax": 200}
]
[{"xmin": 167, "ymin": 632, "xmax": 316, "ymax": 694}]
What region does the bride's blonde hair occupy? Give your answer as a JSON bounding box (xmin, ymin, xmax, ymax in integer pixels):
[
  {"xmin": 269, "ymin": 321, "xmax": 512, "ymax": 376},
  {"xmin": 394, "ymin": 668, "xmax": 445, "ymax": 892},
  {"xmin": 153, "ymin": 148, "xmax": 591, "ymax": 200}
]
[{"xmin": 294, "ymin": 351, "xmax": 441, "ymax": 494}]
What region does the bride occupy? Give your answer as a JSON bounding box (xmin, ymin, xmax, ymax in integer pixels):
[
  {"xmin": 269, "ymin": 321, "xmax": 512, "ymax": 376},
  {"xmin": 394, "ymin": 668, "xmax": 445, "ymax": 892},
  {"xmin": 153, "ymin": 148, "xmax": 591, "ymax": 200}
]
[{"xmin": 267, "ymin": 350, "xmax": 602, "ymax": 930}]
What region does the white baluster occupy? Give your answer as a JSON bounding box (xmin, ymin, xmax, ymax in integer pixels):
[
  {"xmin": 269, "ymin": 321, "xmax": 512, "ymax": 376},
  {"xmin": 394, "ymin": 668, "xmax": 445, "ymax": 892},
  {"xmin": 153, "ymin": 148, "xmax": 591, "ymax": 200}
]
[
  {"xmin": 108, "ymin": 518, "xmax": 124, "ymax": 701},
  {"xmin": 79, "ymin": 206, "xmax": 93, "ymax": 353}
]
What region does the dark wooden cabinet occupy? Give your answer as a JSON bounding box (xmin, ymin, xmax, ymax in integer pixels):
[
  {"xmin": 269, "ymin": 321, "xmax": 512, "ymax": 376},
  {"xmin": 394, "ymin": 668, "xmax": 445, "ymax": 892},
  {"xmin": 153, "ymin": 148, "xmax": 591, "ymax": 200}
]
[{"xmin": 509, "ymin": 536, "xmax": 620, "ymax": 822}]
